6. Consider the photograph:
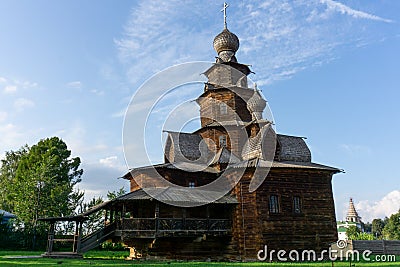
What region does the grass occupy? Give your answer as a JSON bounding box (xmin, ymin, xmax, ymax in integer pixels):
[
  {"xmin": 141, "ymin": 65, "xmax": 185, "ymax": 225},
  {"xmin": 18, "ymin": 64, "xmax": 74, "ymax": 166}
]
[{"xmin": 0, "ymin": 251, "xmax": 398, "ymax": 266}]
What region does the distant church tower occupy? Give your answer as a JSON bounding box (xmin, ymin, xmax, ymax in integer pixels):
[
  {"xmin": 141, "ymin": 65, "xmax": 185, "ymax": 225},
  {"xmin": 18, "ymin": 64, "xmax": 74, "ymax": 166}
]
[{"xmin": 346, "ymin": 197, "xmax": 361, "ymax": 223}]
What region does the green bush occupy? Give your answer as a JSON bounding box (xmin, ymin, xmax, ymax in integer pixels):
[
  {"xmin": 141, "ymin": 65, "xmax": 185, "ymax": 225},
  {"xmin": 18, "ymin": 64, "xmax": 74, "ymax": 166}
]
[{"xmin": 100, "ymin": 241, "xmax": 127, "ymax": 251}]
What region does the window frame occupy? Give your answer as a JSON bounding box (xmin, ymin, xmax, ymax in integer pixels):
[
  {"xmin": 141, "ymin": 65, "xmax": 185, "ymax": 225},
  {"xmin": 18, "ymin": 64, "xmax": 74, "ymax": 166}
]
[
  {"xmin": 293, "ymin": 196, "xmax": 302, "ymax": 214},
  {"xmin": 219, "ymin": 135, "xmax": 227, "ymax": 147},
  {"xmin": 219, "ymin": 103, "xmax": 228, "ymax": 115},
  {"xmin": 269, "ymin": 195, "xmax": 280, "ymax": 214}
]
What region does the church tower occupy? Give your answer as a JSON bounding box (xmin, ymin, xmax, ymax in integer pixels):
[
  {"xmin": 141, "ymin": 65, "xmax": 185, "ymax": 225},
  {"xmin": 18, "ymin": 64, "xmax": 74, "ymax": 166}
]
[
  {"xmin": 346, "ymin": 197, "xmax": 362, "ymax": 223},
  {"xmin": 195, "ymin": 4, "xmax": 269, "ymax": 157}
]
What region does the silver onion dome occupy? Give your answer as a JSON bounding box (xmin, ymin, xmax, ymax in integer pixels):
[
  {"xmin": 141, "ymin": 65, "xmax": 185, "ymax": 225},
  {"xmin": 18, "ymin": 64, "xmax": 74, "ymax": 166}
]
[
  {"xmin": 247, "ymin": 90, "xmax": 266, "ymax": 120},
  {"xmin": 213, "ymin": 28, "xmax": 239, "ymax": 55}
]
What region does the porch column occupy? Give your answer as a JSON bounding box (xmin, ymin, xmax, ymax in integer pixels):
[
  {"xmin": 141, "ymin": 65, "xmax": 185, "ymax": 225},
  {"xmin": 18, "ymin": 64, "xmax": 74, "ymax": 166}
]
[
  {"xmin": 110, "ymin": 209, "xmax": 114, "ymax": 223},
  {"xmin": 104, "ymin": 209, "xmax": 108, "ymax": 225},
  {"xmin": 182, "ymin": 208, "xmax": 186, "ymax": 230},
  {"xmin": 46, "ymin": 222, "xmax": 55, "ymax": 254},
  {"xmin": 76, "ymin": 221, "xmax": 83, "ymax": 253},
  {"xmin": 155, "ymin": 202, "xmax": 159, "ymax": 234},
  {"xmin": 206, "ymin": 205, "xmax": 210, "ymax": 231},
  {"xmin": 73, "ymin": 220, "xmax": 79, "ymax": 253}
]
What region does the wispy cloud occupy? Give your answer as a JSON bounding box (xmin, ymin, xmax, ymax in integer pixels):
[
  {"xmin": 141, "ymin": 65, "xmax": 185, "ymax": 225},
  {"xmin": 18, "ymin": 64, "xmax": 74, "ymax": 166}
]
[
  {"xmin": 320, "ymin": 0, "xmax": 393, "ymax": 23},
  {"xmin": 16, "ymin": 80, "xmax": 38, "ymax": 89},
  {"xmin": 66, "ymin": 81, "xmax": 82, "ymax": 89},
  {"xmin": 4, "ymin": 85, "xmax": 17, "ymax": 94},
  {"xmin": 117, "ymin": 0, "xmax": 395, "ymax": 88},
  {"xmin": 1, "ymin": 77, "xmax": 38, "ymax": 94},
  {"xmin": 90, "ymin": 89, "xmax": 104, "ymax": 96},
  {"xmin": 340, "ymin": 144, "xmax": 372, "ymax": 156},
  {"xmin": 116, "ymin": 0, "xmax": 217, "ymax": 85},
  {"xmin": 14, "ymin": 98, "xmax": 35, "ymax": 111}
]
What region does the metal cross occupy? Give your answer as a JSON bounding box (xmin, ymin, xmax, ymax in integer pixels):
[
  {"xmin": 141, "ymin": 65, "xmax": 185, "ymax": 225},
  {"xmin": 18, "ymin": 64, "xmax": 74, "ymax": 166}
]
[{"xmin": 221, "ymin": 2, "xmax": 229, "ymax": 29}]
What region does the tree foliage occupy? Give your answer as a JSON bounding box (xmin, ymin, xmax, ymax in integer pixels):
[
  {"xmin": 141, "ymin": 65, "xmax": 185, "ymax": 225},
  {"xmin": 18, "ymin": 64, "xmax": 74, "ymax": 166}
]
[
  {"xmin": 107, "ymin": 187, "xmax": 127, "ymax": 200},
  {"xmin": 346, "ymin": 225, "xmax": 361, "ymax": 240},
  {"xmin": 79, "ymin": 188, "xmax": 127, "ymax": 236},
  {"xmin": 0, "ymin": 146, "xmax": 29, "ymax": 212},
  {"xmin": 2, "ymin": 137, "xmax": 83, "ymax": 235},
  {"xmin": 383, "ymin": 210, "xmax": 400, "ymax": 240},
  {"xmin": 79, "ymin": 196, "xmax": 104, "ymax": 236},
  {"xmin": 362, "ymin": 221, "xmax": 372, "ymax": 233},
  {"xmin": 346, "ymin": 225, "xmax": 374, "ymax": 240},
  {"xmin": 372, "ymin": 218, "xmax": 386, "ymax": 239}
]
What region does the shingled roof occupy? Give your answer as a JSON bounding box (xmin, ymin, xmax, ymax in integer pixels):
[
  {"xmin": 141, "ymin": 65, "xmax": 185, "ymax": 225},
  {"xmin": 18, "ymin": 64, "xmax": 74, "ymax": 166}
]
[
  {"xmin": 164, "ymin": 131, "xmax": 211, "ymax": 163},
  {"xmin": 228, "ymin": 158, "xmax": 340, "ymax": 172},
  {"xmin": 276, "ymin": 134, "xmax": 311, "ymax": 162},
  {"xmin": 116, "ymin": 187, "xmax": 238, "ymax": 206}
]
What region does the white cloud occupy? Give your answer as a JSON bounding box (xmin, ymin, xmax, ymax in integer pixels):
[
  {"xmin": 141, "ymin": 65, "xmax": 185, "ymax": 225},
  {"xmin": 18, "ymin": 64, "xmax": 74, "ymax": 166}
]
[
  {"xmin": 14, "ymin": 98, "xmax": 35, "ymax": 111},
  {"xmin": 99, "ymin": 156, "xmax": 126, "ymax": 172},
  {"xmin": 66, "ymin": 81, "xmax": 82, "ymax": 89},
  {"xmin": 320, "ymin": 0, "xmax": 393, "ymax": 23},
  {"xmin": 0, "ymin": 123, "xmax": 29, "ymax": 156},
  {"xmin": 117, "ymin": 0, "xmax": 394, "ymax": 88},
  {"xmin": 78, "ymin": 163, "xmax": 128, "ymax": 200},
  {"xmin": 90, "ymin": 89, "xmax": 104, "ymax": 96},
  {"xmin": 4, "ymin": 85, "xmax": 17, "ymax": 94},
  {"xmin": 356, "ymin": 190, "xmax": 400, "ymax": 222},
  {"xmin": 1, "ymin": 77, "xmax": 38, "ymax": 94}
]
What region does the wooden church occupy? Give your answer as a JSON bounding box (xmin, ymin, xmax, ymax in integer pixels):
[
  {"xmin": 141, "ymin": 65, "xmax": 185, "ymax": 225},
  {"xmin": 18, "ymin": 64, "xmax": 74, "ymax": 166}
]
[{"xmin": 40, "ymin": 5, "xmax": 340, "ymax": 261}]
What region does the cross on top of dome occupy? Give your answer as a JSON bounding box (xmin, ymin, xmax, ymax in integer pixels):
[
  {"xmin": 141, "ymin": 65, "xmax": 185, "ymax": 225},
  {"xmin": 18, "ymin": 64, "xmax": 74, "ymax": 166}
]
[
  {"xmin": 222, "ymin": 2, "xmax": 229, "ymax": 29},
  {"xmin": 213, "ymin": 2, "xmax": 240, "ymax": 62}
]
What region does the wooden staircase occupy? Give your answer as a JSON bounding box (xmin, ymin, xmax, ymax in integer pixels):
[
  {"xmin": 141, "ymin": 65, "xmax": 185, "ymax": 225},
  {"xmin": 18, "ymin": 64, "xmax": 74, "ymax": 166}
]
[{"xmin": 79, "ymin": 222, "xmax": 118, "ymax": 253}]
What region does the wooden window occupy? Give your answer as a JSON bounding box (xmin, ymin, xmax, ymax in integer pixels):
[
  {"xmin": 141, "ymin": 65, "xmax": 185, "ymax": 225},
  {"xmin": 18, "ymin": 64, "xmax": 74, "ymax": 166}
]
[
  {"xmin": 219, "ymin": 135, "xmax": 227, "ymax": 147},
  {"xmin": 269, "ymin": 195, "xmax": 279, "ymax": 213},
  {"xmin": 219, "ymin": 103, "xmax": 228, "ymax": 115},
  {"xmin": 188, "ymin": 181, "xmax": 195, "ymax": 188},
  {"xmin": 293, "ymin": 196, "xmax": 301, "ymax": 214}
]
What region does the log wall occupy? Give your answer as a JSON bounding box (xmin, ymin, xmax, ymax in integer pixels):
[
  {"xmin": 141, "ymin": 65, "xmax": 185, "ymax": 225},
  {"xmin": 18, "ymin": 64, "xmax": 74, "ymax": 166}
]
[{"xmin": 229, "ymin": 168, "xmax": 337, "ymax": 260}]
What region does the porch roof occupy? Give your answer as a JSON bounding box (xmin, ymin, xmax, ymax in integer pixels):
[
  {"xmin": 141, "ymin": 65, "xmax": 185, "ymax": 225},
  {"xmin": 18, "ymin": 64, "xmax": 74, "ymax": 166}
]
[{"xmin": 115, "ymin": 187, "xmax": 238, "ymax": 205}]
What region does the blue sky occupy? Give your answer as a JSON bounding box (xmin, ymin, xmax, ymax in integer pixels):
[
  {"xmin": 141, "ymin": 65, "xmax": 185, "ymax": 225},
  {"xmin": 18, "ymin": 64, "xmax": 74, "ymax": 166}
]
[{"xmin": 0, "ymin": 0, "xmax": 399, "ymax": 222}]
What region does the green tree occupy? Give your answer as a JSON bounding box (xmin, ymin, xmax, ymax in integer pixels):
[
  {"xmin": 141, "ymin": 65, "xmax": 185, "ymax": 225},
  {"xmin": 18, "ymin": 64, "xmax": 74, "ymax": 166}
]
[
  {"xmin": 372, "ymin": 218, "xmax": 386, "ymax": 239},
  {"xmin": 0, "ymin": 146, "xmax": 29, "ymax": 212},
  {"xmin": 8, "ymin": 137, "xmax": 83, "ymax": 239},
  {"xmin": 383, "ymin": 210, "xmax": 400, "ymax": 240},
  {"xmin": 362, "ymin": 222, "xmax": 372, "ymax": 233},
  {"xmin": 107, "ymin": 187, "xmax": 127, "ymax": 200},
  {"xmin": 355, "ymin": 232, "xmax": 375, "ymax": 240},
  {"xmin": 346, "ymin": 225, "xmax": 361, "ymax": 240},
  {"xmin": 79, "ymin": 196, "xmax": 104, "ymax": 236}
]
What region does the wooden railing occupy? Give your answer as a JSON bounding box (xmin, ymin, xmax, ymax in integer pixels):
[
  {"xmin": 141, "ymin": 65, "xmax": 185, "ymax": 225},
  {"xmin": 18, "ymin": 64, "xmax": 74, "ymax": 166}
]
[
  {"xmin": 79, "ymin": 222, "xmax": 117, "ymax": 253},
  {"xmin": 120, "ymin": 218, "xmax": 231, "ymax": 236}
]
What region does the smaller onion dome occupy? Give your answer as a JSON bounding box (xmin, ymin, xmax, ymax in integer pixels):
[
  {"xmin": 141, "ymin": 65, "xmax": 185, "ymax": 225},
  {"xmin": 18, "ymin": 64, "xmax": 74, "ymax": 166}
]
[
  {"xmin": 247, "ymin": 89, "xmax": 266, "ymax": 120},
  {"xmin": 213, "ymin": 28, "xmax": 239, "ymax": 55}
]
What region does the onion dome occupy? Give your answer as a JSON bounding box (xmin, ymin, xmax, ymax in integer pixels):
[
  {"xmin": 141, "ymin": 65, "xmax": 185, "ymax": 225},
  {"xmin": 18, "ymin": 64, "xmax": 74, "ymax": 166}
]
[
  {"xmin": 247, "ymin": 89, "xmax": 266, "ymax": 120},
  {"xmin": 213, "ymin": 28, "xmax": 239, "ymax": 54}
]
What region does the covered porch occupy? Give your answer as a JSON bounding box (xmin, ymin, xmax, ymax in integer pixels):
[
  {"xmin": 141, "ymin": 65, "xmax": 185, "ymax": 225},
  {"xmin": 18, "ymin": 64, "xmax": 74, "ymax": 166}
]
[{"xmin": 39, "ymin": 187, "xmax": 237, "ymax": 258}]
